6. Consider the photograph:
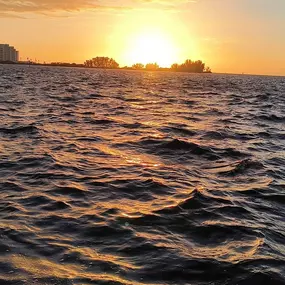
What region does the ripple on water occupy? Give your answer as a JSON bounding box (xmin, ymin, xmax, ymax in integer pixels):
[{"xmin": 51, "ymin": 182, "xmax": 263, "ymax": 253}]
[{"xmin": 0, "ymin": 66, "xmax": 285, "ymax": 285}]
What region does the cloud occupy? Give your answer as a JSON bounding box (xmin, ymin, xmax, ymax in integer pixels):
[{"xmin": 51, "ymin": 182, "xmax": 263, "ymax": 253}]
[
  {"xmin": 0, "ymin": 12, "xmax": 26, "ymax": 18},
  {"xmin": 0, "ymin": 0, "xmax": 99, "ymax": 13},
  {"xmin": 0, "ymin": 0, "xmax": 195, "ymax": 15}
]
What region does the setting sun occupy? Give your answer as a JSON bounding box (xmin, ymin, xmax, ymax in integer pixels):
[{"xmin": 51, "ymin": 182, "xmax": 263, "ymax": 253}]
[
  {"xmin": 127, "ymin": 31, "xmax": 179, "ymax": 67},
  {"xmin": 106, "ymin": 10, "xmax": 196, "ymax": 68}
]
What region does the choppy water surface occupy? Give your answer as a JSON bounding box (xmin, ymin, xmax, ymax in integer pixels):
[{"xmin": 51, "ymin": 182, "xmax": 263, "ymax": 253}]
[{"xmin": 1, "ymin": 65, "xmax": 285, "ymax": 285}]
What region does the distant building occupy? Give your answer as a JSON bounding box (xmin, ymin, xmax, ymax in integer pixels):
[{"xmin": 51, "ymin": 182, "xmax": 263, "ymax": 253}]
[{"xmin": 0, "ymin": 44, "xmax": 19, "ymax": 62}]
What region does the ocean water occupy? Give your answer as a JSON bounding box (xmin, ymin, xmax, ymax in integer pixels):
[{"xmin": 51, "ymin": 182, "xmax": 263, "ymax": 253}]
[{"xmin": 0, "ymin": 64, "xmax": 285, "ymax": 285}]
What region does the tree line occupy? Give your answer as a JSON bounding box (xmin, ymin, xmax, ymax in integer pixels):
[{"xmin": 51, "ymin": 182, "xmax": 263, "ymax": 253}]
[{"xmin": 84, "ymin": 57, "xmax": 211, "ymax": 73}]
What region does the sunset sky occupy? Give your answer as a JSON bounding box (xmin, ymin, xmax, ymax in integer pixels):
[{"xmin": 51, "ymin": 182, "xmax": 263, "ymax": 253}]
[{"xmin": 1, "ymin": 0, "xmax": 285, "ymax": 75}]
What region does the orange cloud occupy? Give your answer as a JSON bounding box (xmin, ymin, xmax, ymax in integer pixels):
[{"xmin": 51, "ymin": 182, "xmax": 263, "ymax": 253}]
[{"xmin": 0, "ymin": 0, "xmax": 195, "ymax": 14}]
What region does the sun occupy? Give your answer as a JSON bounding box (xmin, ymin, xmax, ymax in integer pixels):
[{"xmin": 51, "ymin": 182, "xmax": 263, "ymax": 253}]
[
  {"xmin": 107, "ymin": 10, "xmax": 199, "ymax": 68},
  {"xmin": 127, "ymin": 31, "xmax": 179, "ymax": 68}
]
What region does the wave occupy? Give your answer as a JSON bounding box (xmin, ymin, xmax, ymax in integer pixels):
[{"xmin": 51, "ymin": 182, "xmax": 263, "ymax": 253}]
[
  {"xmin": 140, "ymin": 138, "xmax": 217, "ymax": 157},
  {"xmin": 50, "ymin": 185, "xmax": 88, "ymax": 198},
  {"xmin": 138, "ymin": 138, "xmax": 248, "ymax": 161},
  {"xmin": 160, "ymin": 126, "xmax": 197, "ymax": 136},
  {"xmin": 110, "ymin": 178, "xmax": 174, "ymax": 200},
  {"xmin": 258, "ymin": 114, "xmax": 285, "ymax": 122},
  {"xmin": 217, "ymin": 159, "xmax": 264, "ymax": 176},
  {"xmin": 89, "ymin": 118, "xmax": 114, "ymax": 125},
  {"xmin": 0, "ymin": 124, "xmax": 39, "ymax": 135}
]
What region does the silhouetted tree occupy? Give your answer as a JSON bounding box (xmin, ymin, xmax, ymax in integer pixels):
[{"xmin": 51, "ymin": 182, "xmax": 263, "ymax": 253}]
[
  {"xmin": 170, "ymin": 59, "xmax": 208, "ymax": 73},
  {"xmin": 84, "ymin": 60, "xmax": 92, "ymax": 67},
  {"xmin": 84, "ymin": 57, "xmax": 119, "ymax": 69},
  {"xmin": 205, "ymin": 66, "xmax": 212, "ymax": 73},
  {"xmin": 171, "ymin": 63, "xmax": 179, "ymax": 71},
  {"xmin": 132, "ymin": 63, "xmax": 144, "ymax": 70},
  {"xmin": 145, "ymin": 63, "xmax": 159, "ymax": 70}
]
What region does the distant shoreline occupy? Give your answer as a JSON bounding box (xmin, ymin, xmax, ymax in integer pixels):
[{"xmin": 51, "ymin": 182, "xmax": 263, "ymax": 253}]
[
  {"xmin": 0, "ymin": 61, "xmax": 212, "ymax": 74},
  {"xmin": 1, "ymin": 62, "xmax": 284, "ymax": 77}
]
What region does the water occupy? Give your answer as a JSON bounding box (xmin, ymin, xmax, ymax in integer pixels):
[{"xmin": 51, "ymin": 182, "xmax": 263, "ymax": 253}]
[{"xmin": 0, "ymin": 64, "xmax": 285, "ymax": 285}]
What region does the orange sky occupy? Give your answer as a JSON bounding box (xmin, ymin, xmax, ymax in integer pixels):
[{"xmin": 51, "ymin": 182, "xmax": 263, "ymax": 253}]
[{"xmin": 1, "ymin": 0, "xmax": 285, "ymax": 75}]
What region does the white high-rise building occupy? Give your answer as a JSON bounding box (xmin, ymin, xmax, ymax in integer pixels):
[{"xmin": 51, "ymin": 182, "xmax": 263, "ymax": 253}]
[{"xmin": 0, "ymin": 44, "xmax": 19, "ymax": 62}]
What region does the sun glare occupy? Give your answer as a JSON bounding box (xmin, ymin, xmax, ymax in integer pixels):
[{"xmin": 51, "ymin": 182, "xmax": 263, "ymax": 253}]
[
  {"xmin": 107, "ymin": 10, "xmax": 199, "ymax": 68},
  {"xmin": 128, "ymin": 31, "xmax": 179, "ymax": 68}
]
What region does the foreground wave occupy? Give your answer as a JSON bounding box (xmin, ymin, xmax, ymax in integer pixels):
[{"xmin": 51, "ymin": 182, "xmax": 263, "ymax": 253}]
[{"xmin": 0, "ymin": 65, "xmax": 285, "ymax": 285}]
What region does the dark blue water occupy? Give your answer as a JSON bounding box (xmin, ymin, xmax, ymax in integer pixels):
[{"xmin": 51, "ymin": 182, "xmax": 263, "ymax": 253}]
[{"xmin": 1, "ymin": 64, "xmax": 285, "ymax": 285}]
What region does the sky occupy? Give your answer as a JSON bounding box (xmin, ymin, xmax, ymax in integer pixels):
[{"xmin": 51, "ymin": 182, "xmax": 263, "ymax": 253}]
[{"xmin": 1, "ymin": 0, "xmax": 285, "ymax": 75}]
